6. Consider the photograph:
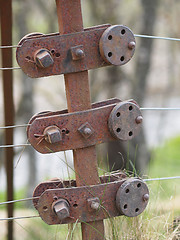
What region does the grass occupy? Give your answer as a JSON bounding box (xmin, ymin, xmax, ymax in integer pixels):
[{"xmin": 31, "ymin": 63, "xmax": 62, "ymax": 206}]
[{"xmin": 1, "ymin": 136, "xmax": 180, "ymax": 239}]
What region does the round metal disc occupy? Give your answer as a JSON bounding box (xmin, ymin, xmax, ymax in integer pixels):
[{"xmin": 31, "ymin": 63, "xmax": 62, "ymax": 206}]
[
  {"xmin": 108, "ymin": 102, "xmax": 142, "ymax": 140},
  {"xmin": 116, "ymin": 178, "xmax": 149, "ymax": 217},
  {"xmin": 99, "ymin": 25, "xmax": 136, "ymax": 66}
]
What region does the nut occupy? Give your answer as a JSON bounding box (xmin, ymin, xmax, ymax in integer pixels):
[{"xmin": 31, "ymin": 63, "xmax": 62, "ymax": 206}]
[
  {"xmin": 35, "ymin": 49, "xmax": 54, "ymax": 68},
  {"xmin": 71, "ymin": 45, "xmax": 85, "ymax": 60},
  {"xmin": 87, "ymin": 197, "xmax": 100, "ymax": 212},
  {"xmin": 44, "ymin": 126, "xmax": 62, "ymax": 144},
  {"xmin": 52, "ymin": 199, "xmax": 70, "ymax": 221},
  {"xmin": 78, "ymin": 122, "xmax": 94, "ymax": 139},
  {"xmin": 135, "ymin": 116, "xmax": 143, "ymax": 124},
  {"xmin": 128, "ymin": 41, "xmax": 136, "ymax": 50}
]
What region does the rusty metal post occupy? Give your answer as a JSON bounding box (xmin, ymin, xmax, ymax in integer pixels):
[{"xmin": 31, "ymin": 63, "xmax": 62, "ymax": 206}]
[
  {"xmin": 0, "ymin": 0, "xmax": 14, "ymax": 239},
  {"xmin": 55, "ymin": 0, "xmax": 105, "ymax": 239}
]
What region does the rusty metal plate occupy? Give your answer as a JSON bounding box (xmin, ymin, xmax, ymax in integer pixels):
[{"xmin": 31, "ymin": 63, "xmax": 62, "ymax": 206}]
[
  {"xmin": 34, "ymin": 177, "xmax": 148, "ymax": 224},
  {"xmin": 27, "ymin": 99, "xmax": 141, "ymax": 154},
  {"xmin": 99, "ymin": 25, "xmax": 135, "ymax": 65},
  {"xmin": 33, "ymin": 172, "xmax": 127, "ymax": 209},
  {"xmin": 116, "ymin": 178, "xmax": 149, "ymax": 217},
  {"xmin": 108, "ymin": 101, "xmax": 142, "ymax": 140},
  {"xmin": 16, "ymin": 24, "xmax": 111, "ymax": 78}
]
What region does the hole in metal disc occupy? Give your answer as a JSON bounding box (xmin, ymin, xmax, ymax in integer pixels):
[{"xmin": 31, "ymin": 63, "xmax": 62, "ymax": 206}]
[
  {"xmin": 129, "ymin": 131, "xmax": 133, "ymax": 136},
  {"xmin": 125, "ymin": 189, "xmax": 129, "ymax": 193},
  {"xmin": 124, "ymin": 204, "xmax": 128, "ymax": 209},
  {"xmin": 129, "ymin": 105, "xmax": 133, "ymax": 111},
  {"xmin": 116, "ymin": 128, "xmax": 121, "ymax": 133},
  {"xmin": 135, "ymin": 208, "xmax": 139, "ymax": 212},
  {"xmin": 121, "ymin": 29, "xmax": 126, "ymax": 35},
  {"xmin": 51, "ymin": 49, "xmax": 55, "ymax": 54},
  {"xmin": 108, "ymin": 35, "xmax": 112, "ymax": 40},
  {"xmin": 116, "ymin": 112, "xmax": 120, "ymax": 117},
  {"xmin": 137, "ymin": 183, "xmax": 141, "ymax": 188},
  {"xmin": 108, "ymin": 52, "xmax": 112, "ymax": 57},
  {"xmin": 120, "ymin": 56, "xmax": 125, "ymax": 61}
]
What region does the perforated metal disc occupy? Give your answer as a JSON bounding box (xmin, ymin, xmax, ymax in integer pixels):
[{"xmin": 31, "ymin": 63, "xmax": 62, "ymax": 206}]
[
  {"xmin": 99, "ymin": 25, "xmax": 136, "ymax": 65},
  {"xmin": 108, "ymin": 102, "xmax": 142, "ymax": 140},
  {"xmin": 116, "ymin": 178, "xmax": 149, "ymax": 217}
]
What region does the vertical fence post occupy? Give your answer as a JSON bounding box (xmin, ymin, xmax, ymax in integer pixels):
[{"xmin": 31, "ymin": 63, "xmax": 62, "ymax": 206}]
[
  {"xmin": 55, "ymin": 0, "xmax": 105, "ymax": 239},
  {"xmin": 0, "ymin": 0, "xmax": 14, "ymax": 239}
]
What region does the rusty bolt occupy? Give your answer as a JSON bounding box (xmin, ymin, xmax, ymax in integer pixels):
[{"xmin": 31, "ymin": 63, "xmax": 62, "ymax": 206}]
[
  {"xmin": 91, "ymin": 201, "xmax": 100, "ymax": 210},
  {"xmin": 78, "ymin": 122, "xmax": 94, "ymax": 139},
  {"xmin": 83, "ymin": 127, "xmax": 92, "ymax": 136},
  {"xmin": 35, "ymin": 49, "xmax": 54, "ymax": 68},
  {"xmin": 143, "ymin": 194, "xmax": 149, "ymax": 202},
  {"xmin": 87, "ymin": 197, "xmax": 100, "ymax": 212},
  {"xmin": 52, "ymin": 199, "xmax": 70, "ymax": 221},
  {"xmin": 71, "ymin": 45, "xmax": 85, "ymax": 60},
  {"xmin": 135, "ymin": 116, "xmax": 143, "ymax": 124},
  {"xmin": 75, "ymin": 49, "xmax": 84, "ymax": 58},
  {"xmin": 128, "ymin": 41, "xmax": 136, "ymax": 50},
  {"xmin": 44, "ymin": 126, "xmax": 62, "ymax": 144}
]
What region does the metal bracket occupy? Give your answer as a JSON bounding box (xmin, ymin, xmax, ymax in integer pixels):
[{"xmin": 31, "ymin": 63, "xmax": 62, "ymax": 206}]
[
  {"xmin": 16, "ymin": 24, "xmax": 135, "ymax": 78},
  {"xmin": 32, "ymin": 175, "xmax": 149, "ymax": 225},
  {"xmin": 27, "ymin": 98, "xmax": 142, "ymax": 154}
]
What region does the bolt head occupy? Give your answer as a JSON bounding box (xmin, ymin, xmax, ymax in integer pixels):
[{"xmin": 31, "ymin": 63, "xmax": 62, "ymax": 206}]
[
  {"xmin": 75, "ymin": 49, "xmax": 84, "ymax": 58},
  {"xmin": 35, "ymin": 49, "xmax": 54, "ymax": 68},
  {"xmin": 52, "ymin": 199, "xmax": 70, "ymax": 221},
  {"xmin": 44, "ymin": 126, "xmax": 62, "ymax": 144},
  {"xmin": 136, "ymin": 116, "xmax": 143, "ymax": 124},
  {"xmin": 143, "ymin": 194, "xmax": 149, "ymax": 202},
  {"xmin": 91, "ymin": 201, "xmax": 100, "ymax": 210},
  {"xmin": 84, "ymin": 127, "xmax": 92, "ymax": 136},
  {"xmin": 128, "ymin": 41, "xmax": 136, "ymax": 50}
]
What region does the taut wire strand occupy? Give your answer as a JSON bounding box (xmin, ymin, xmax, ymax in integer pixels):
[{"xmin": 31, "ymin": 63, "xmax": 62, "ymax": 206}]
[
  {"xmin": 143, "ymin": 176, "xmax": 180, "ymax": 182},
  {"xmin": 0, "ymin": 124, "xmax": 30, "ymax": 129},
  {"xmin": 0, "ymin": 144, "xmax": 31, "ymax": 148},
  {"xmin": 135, "ymin": 34, "xmax": 180, "ymax": 42},
  {"xmin": 0, "ymin": 196, "xmax": 40, "ymax": 206},
  {"xmin": 141, "ymin": 107, "xmax": 180, "ymax": 111},
  {"xmin": 0, "ymin": 216, "xmax": 40, "ymax": 222},
  {"xmin": 0, "ymin": 45, "xmax": 20, "ymax": 49},
  {"xmin": 0, "ymin": 67, "xmax": 21, "ymax": 70}
]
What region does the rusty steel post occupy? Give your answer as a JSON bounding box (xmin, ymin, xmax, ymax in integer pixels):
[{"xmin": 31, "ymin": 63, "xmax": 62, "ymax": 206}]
[
  {"xmin": 55, "ymin": 0, "xmax": 105, "ymax": 239},
  {"xmin": 0, "ymin": 0, "xmax": 14, "ymax": 240}
]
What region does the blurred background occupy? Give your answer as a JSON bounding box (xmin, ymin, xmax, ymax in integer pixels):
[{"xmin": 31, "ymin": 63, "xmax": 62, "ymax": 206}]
[{"xmin": 0, "ymin": 0, "xmax": 180, "ymax": 239}]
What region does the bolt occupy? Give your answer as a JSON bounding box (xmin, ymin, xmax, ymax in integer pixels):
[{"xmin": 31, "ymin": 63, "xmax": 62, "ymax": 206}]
[
  {"xmin": 128, "ymin": 41, "xmax": 136, "ymax": 50},
  {"xmin": 143, "ymin": 194, "xmax": 149, "ymax": 202},
  {"xmin": 83, "ymin": 127, "xmax": 92, "ymax": 136},
  {"xmin": 91, "ymin": 201, "xmax": 100, "ymax": 210},
  {"xmin": 135, "ymin": 116, "xmax": 143, "ymax": 124},
  {"xmin": 44, "ymin": 126, "xmax": 62, "ymax": 144},
  {"xmin": 35, "ymin": 49, "xmax": 54, "ymax": 68},
  {"xmin": 52, "ymin": 199, "xmax": 70, "ymax": 221},
  {"xmin": 75, "ymin": 48, "xmax": 84, "ymax": 58}
]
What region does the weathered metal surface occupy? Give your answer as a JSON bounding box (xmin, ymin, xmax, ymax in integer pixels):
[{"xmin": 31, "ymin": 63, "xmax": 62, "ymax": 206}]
[
  {"xmin": 27, "ymin": 99, "xmax": 141, "ymax": 153},
  {"xmin": 33, "ymin": 172, "xmax": 127, "ymax": 209},
  {"xmin": 34, "ymin": 177, "xmax": 148, "ymax": 225},
  {"xmin": 56, "ymin": 0, "xmax": 105, "ymax": 239},
  {"xmin": 0, "ymin": 1, "xmax": 14, "ymax": 239},
  {"xmin": 108, "ymin": 101, "xmax": 142, "ymax": 140},
  {"xmin": 99, "ymin": 25, "xmax": 135, "ymax": 65},
  {"xmin": 52, "ymin": 199, "xmax": 70, "ymax": 220},
  {"xmin": 116, "ymin": 178, "xmax": 149, "ymax": 217},
  {"xmin": 16, "ymin": 25, "xmax": 110, "ymax": 78}
]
